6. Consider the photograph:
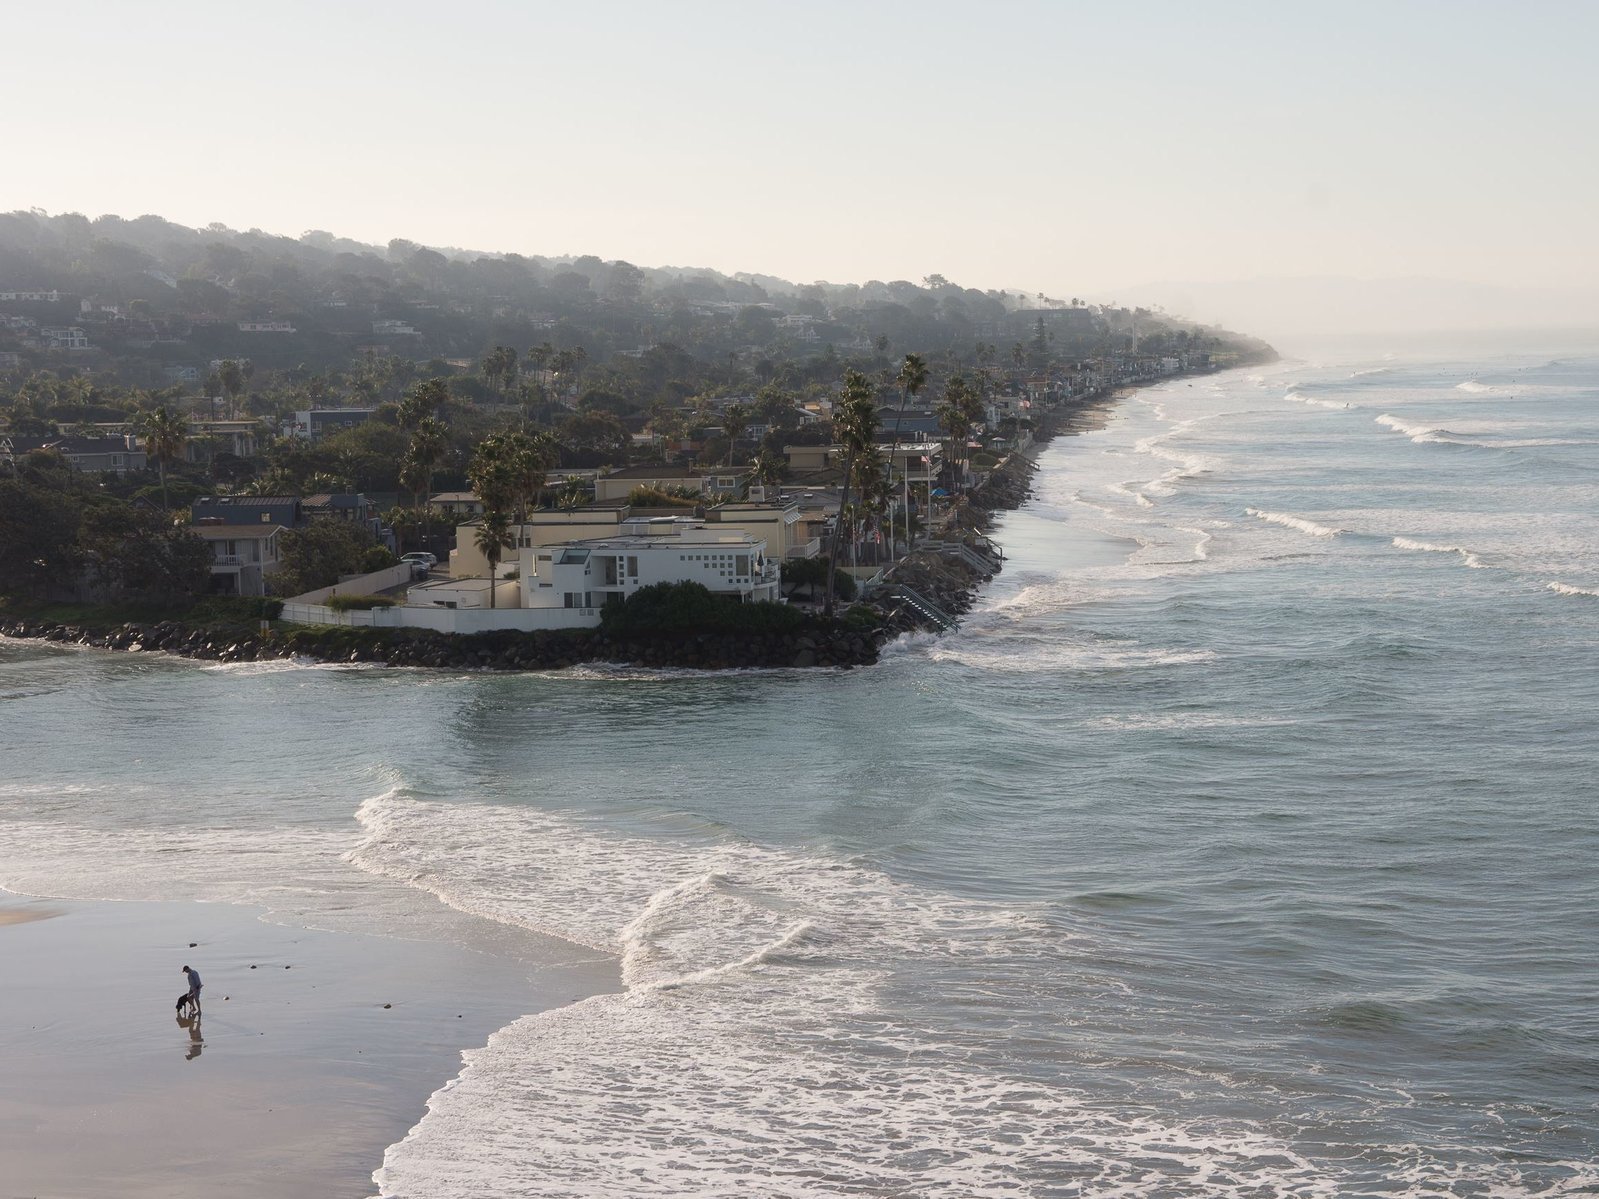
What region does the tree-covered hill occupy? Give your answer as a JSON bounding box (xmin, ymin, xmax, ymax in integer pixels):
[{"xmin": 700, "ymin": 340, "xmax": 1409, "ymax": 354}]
[{"xmin": 0, "ymin": 208, "xmax": 1270, "ymax": 392}]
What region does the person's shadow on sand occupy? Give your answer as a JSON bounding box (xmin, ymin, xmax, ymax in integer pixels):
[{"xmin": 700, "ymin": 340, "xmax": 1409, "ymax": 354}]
[{"xmin": 177, "ymin": 1014, "xmax": 203, "ymax": 1060}]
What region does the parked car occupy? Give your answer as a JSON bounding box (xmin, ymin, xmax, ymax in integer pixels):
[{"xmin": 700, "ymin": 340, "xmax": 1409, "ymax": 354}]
[{"xmin": 401, "ymin": 551, "xmax": 436, "ymax": 580}]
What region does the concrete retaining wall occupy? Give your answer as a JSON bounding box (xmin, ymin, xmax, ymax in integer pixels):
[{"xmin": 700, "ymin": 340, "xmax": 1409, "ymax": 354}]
[{"xmin": 288, "ymin": 563, "xmax": 414, "ymax": 605}]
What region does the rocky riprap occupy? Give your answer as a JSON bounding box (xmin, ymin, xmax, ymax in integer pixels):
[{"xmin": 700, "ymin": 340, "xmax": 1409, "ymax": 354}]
[{"xmin": 0, "ymin": 615, "xmax": 884, "ymax": 672}]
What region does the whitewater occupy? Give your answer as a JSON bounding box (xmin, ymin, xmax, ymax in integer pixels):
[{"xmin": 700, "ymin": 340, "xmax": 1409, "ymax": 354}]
[{"xmin": 3, "ymin": 341, "xmax": 1598, "ymax": 1196}]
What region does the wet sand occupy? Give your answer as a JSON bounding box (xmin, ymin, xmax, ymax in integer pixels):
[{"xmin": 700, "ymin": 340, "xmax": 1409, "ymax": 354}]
[{"xmin": 0, "ymin": 890, "xmax": 617, "ymax": 1198}]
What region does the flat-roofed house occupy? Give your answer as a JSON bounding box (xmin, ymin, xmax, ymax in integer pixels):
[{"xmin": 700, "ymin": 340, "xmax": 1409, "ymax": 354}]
[
  {"xmin": 449, "ymin": 505, "xmax": 630, "ymax": 578},
  {"xmin": 592, "ymin": 464, "xmax": 707, "ymax": 503},
  {"xmin": 704, "ymin": 500, "xmax": 816, "ymax": 559}
]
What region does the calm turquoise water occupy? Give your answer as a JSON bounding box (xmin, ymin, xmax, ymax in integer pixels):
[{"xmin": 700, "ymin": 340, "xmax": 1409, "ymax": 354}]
[{"xmin": 3, "ymin": 345, "xmax": 1597, "ymax": 1196}]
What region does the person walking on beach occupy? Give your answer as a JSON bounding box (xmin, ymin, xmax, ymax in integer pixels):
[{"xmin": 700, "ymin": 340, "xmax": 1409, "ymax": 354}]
[{"xmin": 181, "ymin": 965, "xmax": 202, "ymax": 1017}]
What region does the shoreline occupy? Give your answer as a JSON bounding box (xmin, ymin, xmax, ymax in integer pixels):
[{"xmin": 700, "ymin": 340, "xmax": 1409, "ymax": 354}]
[
  {"xmin": 0, "ymin": 886, "xmax": 619, "ymax": 1199},
  {"xmin": 0, "ymin": 375, "xmax": 1197, "ymax": 672}
]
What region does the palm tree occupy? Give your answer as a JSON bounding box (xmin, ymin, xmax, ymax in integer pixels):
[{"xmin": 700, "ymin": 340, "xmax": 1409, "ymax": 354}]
[
  {"xmin": 936, "ymin": 375, "xmax": 986, "ymax": 497},
  {"xmin": 468, "ymin": 435, "xmax": 518, "ymax": 517},
  {"xmin": 217, "ymin": 360, "xmax": 245, "ymax": 417},
  {"xmin": 399, "ymin": 379, "xmax": 449, "ymax": 431},
  {"xmin": 406, "ymin": 412, "xmax": 450, "ymax": 543},
  {"xmin": 527, "ymin": 342, "xmax": 555, "ymax": 375},
  {"xmin": 555, "ymin": 475, "xmax": 588, "ymax": 511},
  {"xmin": 482, "ymin": 346, "xmax": 518, "ymax": 395},
  {"xmin": 823, "ymin": 370, "xmax": 879, "ymax": 618},
  {"xmin": 852, "ymin": 443, "xmax": 891, "ymax": 566},
  {"xmin": 500, "ymin": 346, "xmax": 518, "ymax": 394},
  {"xmin": 721, "ymin": 402, "xmax": 750, "ymax": 466},
  {"xmin": 548, "ymin": 346, "xmax": 587, "ymax": 406},
  {"xmin": 474, "ymin": 510, "xmax": 513, "ymax": 607},
  {"xmin": 890, "ymin": 353, "xmax": 929, "ymax": 554},
  {"xmin": 503, "ymin": 430, "xmax": 556, "ymax": 525},
  {"xmin": 744, "ymin": 449, "xmax": 785, "ymax": 497},
  {"xmin": 137, "ymin": 405, "xmax": 188, "ymax": 509}
]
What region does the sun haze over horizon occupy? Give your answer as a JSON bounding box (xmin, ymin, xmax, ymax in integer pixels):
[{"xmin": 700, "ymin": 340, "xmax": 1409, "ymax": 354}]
[{"xmin": 8, "ymin": 0, "xmax": 1598, "ymax": 335}]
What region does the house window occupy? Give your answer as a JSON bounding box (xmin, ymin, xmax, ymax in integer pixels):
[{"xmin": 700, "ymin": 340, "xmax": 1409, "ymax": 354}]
[
  {"xmin": 736, "ymin": 555, "xmax": 750, "ymax": 575},
  {"xmin": 261, "ymin": 512, "xmax": 272, "ymax": 522}
]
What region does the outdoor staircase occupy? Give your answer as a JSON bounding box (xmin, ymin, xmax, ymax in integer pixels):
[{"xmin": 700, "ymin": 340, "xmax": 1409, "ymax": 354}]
[
  {"xmin": 921, "ymin": 539, "xmax": 1003, "ymax": 575},
  {"xmin": 879, "ymin": 583, "xmax": 960, "ymax": 632}
]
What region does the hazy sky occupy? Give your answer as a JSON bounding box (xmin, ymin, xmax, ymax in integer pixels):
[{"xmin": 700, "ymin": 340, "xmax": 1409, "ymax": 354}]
[{"xmin": 8, "ymin": 0, "xmax": 1598, "ymax": 318}]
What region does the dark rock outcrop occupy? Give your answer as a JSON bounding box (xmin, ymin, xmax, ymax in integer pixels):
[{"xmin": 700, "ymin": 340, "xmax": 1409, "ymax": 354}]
[{"xmin": 0, "ymin": 615, "xmax": 885, "ymax": 673}]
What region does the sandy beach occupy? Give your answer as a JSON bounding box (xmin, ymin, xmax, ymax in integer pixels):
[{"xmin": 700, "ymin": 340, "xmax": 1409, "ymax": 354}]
[{"xmin": 0, "ymin": 888, "xmax": 618, "ymax": 1198}]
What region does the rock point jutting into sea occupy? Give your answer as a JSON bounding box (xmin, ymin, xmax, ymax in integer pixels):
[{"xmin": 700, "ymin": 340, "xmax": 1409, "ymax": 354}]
[{"xmin": 0, "ymin": 209, "xmax": 1275, "ymax": 667}]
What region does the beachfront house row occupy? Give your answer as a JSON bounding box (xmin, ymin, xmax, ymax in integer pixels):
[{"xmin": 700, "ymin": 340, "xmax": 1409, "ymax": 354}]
[{"xmin": 785, "ymin": 442, "xmax": 943, "ymax": 488}]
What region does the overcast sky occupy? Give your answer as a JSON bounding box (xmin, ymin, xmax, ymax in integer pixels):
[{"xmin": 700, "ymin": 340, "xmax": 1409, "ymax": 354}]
[{"xmin": 8, "ymin": 0, "xmax": 1597, "ymax": 329}]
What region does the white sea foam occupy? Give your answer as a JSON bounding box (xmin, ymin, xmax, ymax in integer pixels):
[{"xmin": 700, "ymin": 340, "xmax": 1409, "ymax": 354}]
[
  {"xmin": 1140, "ymin": 444, "xmax": 1217, "ymax": 497},
  {"xmin": 1391, "ymin": 537, "xmax": 1489, "ymax": 570},
  {"xmin": 1287, "ymin": 391, "xmax": 1349, "ymax": 410},
  {"xmin": 1349, "ymin": 367, "xmax": 1393, "ymax": 378},
  {"xmin": 356, "ymin": 791, "xmax": 1598, "ymax": 1199},
  {"xmin": 928, "ymin": 638, "xmax": 1218, "ymax": 674},
  {"xmin": 1085, "ymin": 712, "xmax": 1297, "ymax": 731},
  {"xmin": 352, "ymin": 794, "xmax": 1379, "ymax": 1199},
  {"xmin": 1456, "ymin": 379, "xmax": 1496, "ymax": 393},
  {"xmin": 1376, "ymin": 413, "xmax": 1449, "ymax": 443},
  {"xmin": 1375, "ymin": 413, "xmax": 1595, "ymax": 451},
  {"xmin": 1547, "ymin": 581, "xmax": 1599, "ymax": 598},
  {"xmin": 1179, "ymin": 526, "xmax": 1214, "ymax": 561},
  {"xmin": 1246, "ymin": 508, "xmax": 1343, "ymax": 538},
  {"xmin": 1106, "ymin": 480, "xmax": 1159, "ymax": 509}
]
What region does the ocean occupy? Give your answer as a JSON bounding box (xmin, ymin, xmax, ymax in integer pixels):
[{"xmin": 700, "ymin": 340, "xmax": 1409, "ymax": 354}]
[{"xmin": 3, "ymin": 341, "xmax": 1597, "ymax": 1196}]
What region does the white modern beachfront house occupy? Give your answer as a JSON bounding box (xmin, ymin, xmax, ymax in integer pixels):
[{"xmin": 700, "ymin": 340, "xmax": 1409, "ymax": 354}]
[{"xmin": 285, "ymin": 516, "xmax": 780, "ymax": 633}]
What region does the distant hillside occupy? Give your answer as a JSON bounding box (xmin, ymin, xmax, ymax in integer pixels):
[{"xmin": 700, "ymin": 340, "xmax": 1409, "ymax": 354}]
[{"xmin": 0, "ymin": 209, "xmax": 1270, "ymax": 389}]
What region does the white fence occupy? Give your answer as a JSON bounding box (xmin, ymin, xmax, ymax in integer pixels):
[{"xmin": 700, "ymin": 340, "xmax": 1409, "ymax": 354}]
[
  {"xmin": 288, "ymin": 563, "xmax": 415, "ymax": 606},
  {"xmin": 278, "ymin": 601, "xmax": 601, "ymax": 634}
]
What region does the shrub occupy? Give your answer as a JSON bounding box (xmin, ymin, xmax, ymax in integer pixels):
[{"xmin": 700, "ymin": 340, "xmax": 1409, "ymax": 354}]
[
  {"xmin": 843, "ymin": 603, "xmax": 884, "ymax": 631},
  {"xmin": 326, "ymin": 593, "xmax": 397, "ymax": 612},
  {"xmin": 186, "ymin": 595, "xmax": 285, "ymax": 624},
  {"xmin": 627, "ymin": 485, "xmax": 698, "ymax": 508},
  {"xmin": 600, "ymin": 581, "xmax": 807, "ymax": 637},
  {"xmin": 362, "ymin": 546, "xmax": 399, "ymax": 571},
  {"xmin": 780, "ymin": 556, "xmax": 855, "ymax": 601}
]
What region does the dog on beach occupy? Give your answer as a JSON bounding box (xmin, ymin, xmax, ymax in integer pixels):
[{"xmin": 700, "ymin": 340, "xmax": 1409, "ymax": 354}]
[{"xmin": 175, "ymin": 991, "xmax": 198, "ymax": 1017}]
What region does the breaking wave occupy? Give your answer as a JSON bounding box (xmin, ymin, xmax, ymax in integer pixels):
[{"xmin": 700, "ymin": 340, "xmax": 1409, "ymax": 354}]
[
  {"xmin": 1246, "ymin": 508, "xmax": 1343, "ymax": 538},
  {"xmin": 1287, "ymin": 391, "xmax": 1349, "ymax": 410},
  {"xmin": 1376, "ymin": 413, "xmax": 1449, "ymax": 443},
  {"xmin": 1391, "ymin": 537, "xmax": 1489, "ymax": 570},
  {"xmin": 1547, "ymin": 581, "xmax": 1599, "ymax": 598}
]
